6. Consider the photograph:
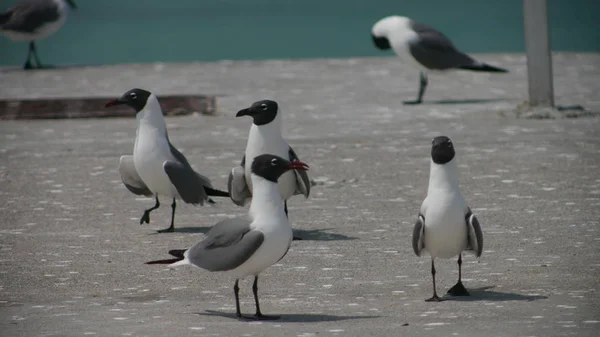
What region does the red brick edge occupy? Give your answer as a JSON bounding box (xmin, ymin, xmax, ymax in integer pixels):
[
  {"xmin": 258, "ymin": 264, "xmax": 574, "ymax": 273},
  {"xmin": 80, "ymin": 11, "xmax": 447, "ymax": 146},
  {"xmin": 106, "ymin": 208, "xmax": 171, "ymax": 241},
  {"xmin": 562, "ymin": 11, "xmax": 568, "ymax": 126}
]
[{"xmin": 0, "ymin": 95, "xmax": 216, "ymax": 120}]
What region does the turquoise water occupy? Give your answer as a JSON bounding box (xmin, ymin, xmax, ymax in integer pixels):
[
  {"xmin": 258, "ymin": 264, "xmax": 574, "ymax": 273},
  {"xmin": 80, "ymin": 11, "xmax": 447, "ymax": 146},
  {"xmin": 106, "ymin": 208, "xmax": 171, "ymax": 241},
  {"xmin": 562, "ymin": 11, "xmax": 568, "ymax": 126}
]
[{"xmin": 0, "ymin": 0, "xmax": 598, "ymax": 67}]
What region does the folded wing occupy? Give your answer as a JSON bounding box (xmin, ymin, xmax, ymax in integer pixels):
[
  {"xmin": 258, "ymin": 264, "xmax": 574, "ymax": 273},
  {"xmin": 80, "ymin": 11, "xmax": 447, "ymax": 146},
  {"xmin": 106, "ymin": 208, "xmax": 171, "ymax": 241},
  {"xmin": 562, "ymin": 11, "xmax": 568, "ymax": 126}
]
[
  {"xmin": 412, "ymin": 213, "xmax": 426, "ymax": 256},
  {"xmin": 465, "ymin": 208, "xmax": 483, "ymax": 257},
  {"xmin": 118, "ymin": 155, "xmax": 153, "ymax": 197},
  {"xmin": 186, "ymin": 217, "xmax": 264, "ymax": 272},
  {"xmin": 289, "ymin": 147, "xmax": 310, "ymax": 198},
  {"xmin": 227, "ymin": 155, "xmax": 251, "ymax": 206}
]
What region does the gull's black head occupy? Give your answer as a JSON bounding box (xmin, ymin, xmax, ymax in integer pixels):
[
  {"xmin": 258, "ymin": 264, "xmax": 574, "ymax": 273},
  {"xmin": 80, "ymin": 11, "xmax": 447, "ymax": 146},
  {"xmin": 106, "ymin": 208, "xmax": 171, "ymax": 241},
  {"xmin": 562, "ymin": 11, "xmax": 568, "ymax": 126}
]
[
  {"xmin": 431, "ymin": 136, "xmax": 455, "ymax": 164},
  {"xmin": 66, "ymin": 0, "xmax": 77, "ymax": 9},
  {"xmin": 372, "ymin": 35, "xmax": 391, "ymax": 50},
  {"xmin": 236, "ymin": 100, "xmax": 278, "ymax": 126},
  {"xmin": 105, "ymin": 88, "xmax": 152, "ymax": 113},
  {"xmin": 251, "ymin": 154, "xmax": 309, "ymax": 183}
]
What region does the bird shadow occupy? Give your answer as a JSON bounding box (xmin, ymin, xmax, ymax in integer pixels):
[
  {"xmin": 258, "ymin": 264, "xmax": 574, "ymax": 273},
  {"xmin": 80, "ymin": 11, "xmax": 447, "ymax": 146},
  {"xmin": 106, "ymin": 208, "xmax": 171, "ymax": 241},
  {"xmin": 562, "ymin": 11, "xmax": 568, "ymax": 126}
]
[
  {"xmin": 445, "ymin": 286, "xmax": 547, "ymax": 302},
  {"xmin": 197, "ymin": 310, "xmax": 379, "ymax": 323},
  {"xmin": 292, "ymin": 228, "xmax": 358, "ymax": 241},
  {"xmin": 424, "ymin": 98, "xmax": 508, "ymax": 105},
  {"xmin": 146, "ymin": 226, "xmax": 212, "ymax": 235},
  {"xmin": 0, "ymin": 63, "xmax": 105, "ymax": 73},
  {"xmin": 145, "ymin": 226, "xmax": 358, "ymax": 240}
]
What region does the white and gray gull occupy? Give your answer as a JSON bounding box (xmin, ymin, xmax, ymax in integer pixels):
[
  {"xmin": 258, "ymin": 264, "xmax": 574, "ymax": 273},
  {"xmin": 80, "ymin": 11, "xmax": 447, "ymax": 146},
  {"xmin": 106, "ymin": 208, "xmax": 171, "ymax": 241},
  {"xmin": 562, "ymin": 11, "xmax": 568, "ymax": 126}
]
[
  {"xmin": 0, "ymin": 0, "xmax": 76, "ymax": 69},
  {"xmin": 228, "ymin": 99, "xmax": 310, "ymax": 240},
  {"xmin": 105, "ymin": 88, "xmax": 229, "ymax": 233},
  {"xmin": 147, "ymin": 154, "xmax": 310, "ymax": 320},
  {"xmin": 412, "ymin": 136, "xmax": 483, "ymax": 301},
  {"xmin": 371, "ymin": 15, "xmax": 508, "ymax": 104}
]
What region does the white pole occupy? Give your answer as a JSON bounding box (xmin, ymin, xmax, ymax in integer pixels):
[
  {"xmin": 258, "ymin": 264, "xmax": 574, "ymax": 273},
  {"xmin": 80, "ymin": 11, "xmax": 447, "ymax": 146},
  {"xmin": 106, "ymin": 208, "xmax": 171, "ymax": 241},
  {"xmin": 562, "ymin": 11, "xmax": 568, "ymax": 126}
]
[{"xmin": 523, "ymin": 0, "xmax": 554, "ymax": 107}]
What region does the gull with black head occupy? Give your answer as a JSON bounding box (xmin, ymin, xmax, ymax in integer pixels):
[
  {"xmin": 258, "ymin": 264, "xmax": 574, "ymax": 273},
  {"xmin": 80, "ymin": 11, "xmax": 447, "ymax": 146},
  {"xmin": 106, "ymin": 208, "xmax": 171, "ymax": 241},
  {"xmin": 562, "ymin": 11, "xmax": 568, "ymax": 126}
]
[
  {"xmin": 146, "ymin": 154, "xmax": 309, "ymax": 320},
  {"xmin": 228, "ymin": 99, "xmax": 310, "ymax": 240},
  {"xmin": 371, "ymin": 15, "xmax": 508, "ymax": 104},
  {"xmin": 412, "ymin": 136, "xmax": 483, "ymax": 301},
  {"xmin": 1, "ymin": 0, "xmax": 77, "ymax": 69},
  {"xmin": 105, "ymin": 88, "xmax": 229, "ymax": 233}
]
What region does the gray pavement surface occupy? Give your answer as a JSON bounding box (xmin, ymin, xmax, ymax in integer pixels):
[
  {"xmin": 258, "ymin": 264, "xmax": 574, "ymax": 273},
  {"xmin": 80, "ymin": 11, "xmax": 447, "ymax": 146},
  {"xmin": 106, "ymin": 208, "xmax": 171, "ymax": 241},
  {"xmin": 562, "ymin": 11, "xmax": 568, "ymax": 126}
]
[{"xmin": 1, "ymin": 53, "xmax": 600, "ymax": 337}]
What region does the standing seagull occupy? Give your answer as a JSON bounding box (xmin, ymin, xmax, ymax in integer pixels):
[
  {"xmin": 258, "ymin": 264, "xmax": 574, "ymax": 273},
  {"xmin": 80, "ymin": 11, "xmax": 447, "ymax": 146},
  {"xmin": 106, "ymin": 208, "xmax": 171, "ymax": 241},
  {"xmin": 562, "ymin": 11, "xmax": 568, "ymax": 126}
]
[
  {"xmin": 371, "ymin": 16, "xmax": 508, "ymax": 104},
  {"xmin": 0, "ymin": 0, "xmax": 76, "ymax": 69},
  {"xmin": 147, "ymin": 154, "xmax": 309, "ymax": 320},
  {"xmin": 105, "ymin": 88, "xmax": 229, "ymax": 233},
  {"xmin": 412, "ymin": 136, "xmax": 483, "ymax": 302},
  {"xmin": 228, "ymin": 100, "xmax": 310, "ymax": 239}
]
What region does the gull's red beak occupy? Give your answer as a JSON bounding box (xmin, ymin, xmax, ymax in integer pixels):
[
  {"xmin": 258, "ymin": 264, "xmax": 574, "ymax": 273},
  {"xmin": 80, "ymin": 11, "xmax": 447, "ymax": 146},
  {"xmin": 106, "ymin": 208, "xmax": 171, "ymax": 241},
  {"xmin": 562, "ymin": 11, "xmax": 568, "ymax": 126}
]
[
  {"xmin": 289, "ymin": 161, "xmax": 309, "ymax": 171},
  {"xmin": 105, "ymin": 99, "xmax": 123, "ymax": 108}
]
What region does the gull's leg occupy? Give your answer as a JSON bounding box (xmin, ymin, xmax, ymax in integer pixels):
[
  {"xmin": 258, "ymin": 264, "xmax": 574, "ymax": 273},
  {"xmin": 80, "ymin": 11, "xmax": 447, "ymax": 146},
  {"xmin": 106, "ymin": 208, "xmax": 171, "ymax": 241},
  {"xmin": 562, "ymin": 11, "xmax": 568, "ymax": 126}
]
[
  {"xmin": 140, "ymin": 196, "xmax": 160, "ymax": 224},
  {"xmin": 425, "ymin": 259, "xmax": 444, "ymax": 302},
  {"xmin": 447, "ymin": 253, "xmax": 470, "ymax": 296},
  {"xmin": 157, "ymin": 198, "xmax": 176, "ymax": 233},
  {"xmin": 404, "ymin": 72, "xmax": 428, "ymax": 105}
]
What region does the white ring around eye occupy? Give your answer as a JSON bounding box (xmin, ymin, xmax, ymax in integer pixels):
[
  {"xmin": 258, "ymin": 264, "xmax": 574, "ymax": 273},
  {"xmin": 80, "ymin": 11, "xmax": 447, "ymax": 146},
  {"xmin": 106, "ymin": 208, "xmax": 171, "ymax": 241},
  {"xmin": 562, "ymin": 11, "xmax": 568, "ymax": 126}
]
[
  {"xmin": 261, "ymin": 104, "xmax": 267, "ymax": 110},
  {"xmin": 130, "ymin": 93, "xmax": 137, "ymax": 99},
  {"xmin": 270, "ymin": 158, "xmax": 277, "ymax": 165}
]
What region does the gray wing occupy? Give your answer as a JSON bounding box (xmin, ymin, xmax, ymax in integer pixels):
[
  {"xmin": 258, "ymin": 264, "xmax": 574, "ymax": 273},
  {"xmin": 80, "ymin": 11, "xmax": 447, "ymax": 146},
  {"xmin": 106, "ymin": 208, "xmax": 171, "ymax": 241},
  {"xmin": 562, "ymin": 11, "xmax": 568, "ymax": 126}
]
[
  {"xmin": 408, "ymin": 20, "xmax": 477, "ymax": 70},
  {"xmin": 288, "ymin": 147, "xmax": 310, "ymax": 198},
  {"xmin": 186, "ymin": 216, "xmax": 264, "ymax": 272},
  {"xmin": 465, "ymin": 209, "xmax": 483, "ymax": 257},
  {"xmin": 1, "ymin": 0, "xmax": 60, "ymax": 33},
  {"xmin": 168, "ymin": 139, "xmax": 214, "ymax": 189},
  {"xmin": 163, "ymin": 160, "xmax": 209, "ymax": 205},
  {"xmin": 118, "ymin": 155, "xmax": 153, "ymax": 197},
  {"xmin": 227, "ymin": 155, "xmax": 251, "ymax": 206},
  {"xmin": 412, "ymin": 214, "xmax": 425, "ymax": 256},
  {"xmin": 168, "ymin": 139, "xmax": 194, "ymax": 168},
  {"xmin": 164, "ymin": 139, "xmax": 214, "ymax": 204}
]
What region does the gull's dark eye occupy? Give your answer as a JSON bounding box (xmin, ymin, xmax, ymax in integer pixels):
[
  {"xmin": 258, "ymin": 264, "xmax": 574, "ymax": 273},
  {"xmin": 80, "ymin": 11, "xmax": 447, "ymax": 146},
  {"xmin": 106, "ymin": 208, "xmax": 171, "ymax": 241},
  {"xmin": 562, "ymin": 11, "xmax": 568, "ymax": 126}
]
[
  {"xmin": 261, "ymin": 103, "xmax": 268, "ymax": 111},
  {"xmin": 270, "ymin": 158, "xmax": 277, "ymax": 166},
  {"xmin": 130, "ymin": 92, "xmax": 137, "ymax": 100}
]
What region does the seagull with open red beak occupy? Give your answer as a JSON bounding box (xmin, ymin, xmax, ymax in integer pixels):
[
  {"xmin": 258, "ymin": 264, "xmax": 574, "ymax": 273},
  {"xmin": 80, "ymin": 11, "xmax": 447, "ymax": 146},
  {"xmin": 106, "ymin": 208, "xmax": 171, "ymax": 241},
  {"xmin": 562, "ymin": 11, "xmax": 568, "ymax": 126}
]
[{"xmin": 146, "ymin": 154, "xmax": 309, "ymax": 320}]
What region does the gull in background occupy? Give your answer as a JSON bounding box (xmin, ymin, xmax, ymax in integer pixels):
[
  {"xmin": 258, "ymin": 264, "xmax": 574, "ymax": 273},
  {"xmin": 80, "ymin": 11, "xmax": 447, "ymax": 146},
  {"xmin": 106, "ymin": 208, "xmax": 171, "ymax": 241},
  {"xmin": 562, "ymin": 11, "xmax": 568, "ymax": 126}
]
[
  {"xmin": 0, "ymin": 0, "xmax": 77, "ymax": 69},
  {"xmin": 371, "ymin": 15, "xmax": 508, "ymax": 104},
  {"xmin": 228, "ymin": 99, "xmax": 310, "ymax": 240}
]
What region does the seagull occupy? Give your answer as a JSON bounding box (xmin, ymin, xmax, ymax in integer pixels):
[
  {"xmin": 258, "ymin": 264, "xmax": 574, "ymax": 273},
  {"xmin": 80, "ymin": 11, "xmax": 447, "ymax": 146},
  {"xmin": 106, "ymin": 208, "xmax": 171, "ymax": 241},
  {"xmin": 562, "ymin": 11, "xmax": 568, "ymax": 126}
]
[
  {"xmin": 371, "ymin": 15, "xmax": 508, "ymax": 104},
  {"xmin": 228, "ymin": 99, "xmax": 310, "ymax": 239},
  {"xmin": 146, "ymin": 154, "xmax": 309, "ymax": 320},
  {"xmin": 412, "ymin": 136, "xmax": 483, "ymax": 302},
  {"xmin": 0, "ymin": 0, "xmax": 76, "ymax": 69},
  {"xmin": 105, "ymin": 88, "xmax": 229, "ymax": 233}
]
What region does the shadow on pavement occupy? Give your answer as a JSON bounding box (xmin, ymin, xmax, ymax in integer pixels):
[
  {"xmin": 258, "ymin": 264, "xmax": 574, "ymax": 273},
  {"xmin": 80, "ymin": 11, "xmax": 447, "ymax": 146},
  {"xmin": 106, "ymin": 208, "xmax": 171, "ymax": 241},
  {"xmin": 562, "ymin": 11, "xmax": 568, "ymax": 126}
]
[
  {"xmin": 292, "ymin": 228, "xmax": 358, "ymax": 241},
  {"xmin": 425, "ymin": 98, "xmax": 508, "ymax": 105},
  {"xmin": 146, "ymin": 227, "xmax": 358, "ymax": 240},
  {"xmin": 446, "ymin": 286, "xmax": 548, "ymax": 302},
  {"xmin": 198, "ymin": 310, "xmax": 379, "ymax": 322},
  {"xmin": 144, "ymin": 226, "xmax": 210, "ymax": 234}
]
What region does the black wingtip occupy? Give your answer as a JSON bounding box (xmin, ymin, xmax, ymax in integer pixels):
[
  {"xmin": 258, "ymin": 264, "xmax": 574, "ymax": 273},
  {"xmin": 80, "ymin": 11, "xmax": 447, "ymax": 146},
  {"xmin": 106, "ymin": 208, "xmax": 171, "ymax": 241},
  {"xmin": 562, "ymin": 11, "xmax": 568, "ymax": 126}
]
[
  {"xmin": 458, "ymin": 63, "xmax": 508, "ymax": 73},
  {"xmin": 145, "ymin": 257, "xmax": 183, "ymax": 265},
  {"xmin": 168, "ymin": 249, "xmax": 186, "ymax": 258},
  {"xmin": 204, "ymin": 187, "xmax": 230, "ymax": 198},
  {"xmin": 0, "ymin": 11, "xmax": 12, "ymax": 26}
]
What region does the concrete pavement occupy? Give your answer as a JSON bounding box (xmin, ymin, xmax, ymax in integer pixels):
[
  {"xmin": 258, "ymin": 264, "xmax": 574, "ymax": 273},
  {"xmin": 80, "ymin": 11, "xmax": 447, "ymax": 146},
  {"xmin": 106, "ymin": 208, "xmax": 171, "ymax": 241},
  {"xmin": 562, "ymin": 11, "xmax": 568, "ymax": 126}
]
[{"xmin": 0, "ymin": 53, "xmax": 599, "ymax": 336}]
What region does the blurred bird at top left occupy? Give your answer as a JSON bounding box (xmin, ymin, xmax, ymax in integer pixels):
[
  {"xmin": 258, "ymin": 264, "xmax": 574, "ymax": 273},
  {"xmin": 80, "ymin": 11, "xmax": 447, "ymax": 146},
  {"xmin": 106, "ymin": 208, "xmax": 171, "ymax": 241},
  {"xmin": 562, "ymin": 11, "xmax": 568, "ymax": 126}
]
[{"xmin": 0, "ymin": 0, "xmax": 76, "ymax": 69}]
